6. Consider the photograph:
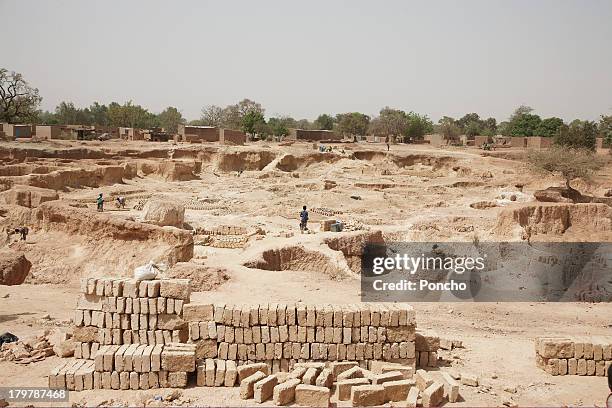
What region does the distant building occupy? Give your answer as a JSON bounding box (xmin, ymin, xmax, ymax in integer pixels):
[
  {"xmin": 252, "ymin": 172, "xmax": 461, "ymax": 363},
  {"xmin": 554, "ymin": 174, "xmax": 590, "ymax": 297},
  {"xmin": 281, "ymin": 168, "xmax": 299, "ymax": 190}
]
[
  {"xmin": 119, "ymin": 127, "xmax": 145, "ymax": 141},
  {"xmin": 143, "ymin": 128, "xmax": 170, "ymax": 142},
  {"xmin": 3, "ymin": 124, "xmax": 32, "ymax": 138},
  {"xmin": 177, "ymin": 125, "xmax": 219, "ymax": 143},
  {"xmin": 219, "ymin": 129, "xmax": 246, "ymax": 145},
  {"xmin": 288, "ymin": 129, "xmax": 341, "ymax": 141}
]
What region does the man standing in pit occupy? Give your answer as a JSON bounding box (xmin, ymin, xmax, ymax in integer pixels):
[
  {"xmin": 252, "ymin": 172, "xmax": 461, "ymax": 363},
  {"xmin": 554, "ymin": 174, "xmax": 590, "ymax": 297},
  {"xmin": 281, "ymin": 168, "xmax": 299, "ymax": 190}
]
[
  {"xmin": 299, "ymin": 205, "xmax": 309, "ymax": 233},
  {"xmin": 96, "ymin": 193, "xmax": 104, "ymax": 212}
]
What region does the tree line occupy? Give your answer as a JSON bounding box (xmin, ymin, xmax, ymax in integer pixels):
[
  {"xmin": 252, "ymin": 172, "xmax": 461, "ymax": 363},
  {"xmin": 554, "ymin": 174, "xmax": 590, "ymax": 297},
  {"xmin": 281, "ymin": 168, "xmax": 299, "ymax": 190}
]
[{"xmin": 1, "ymin": 68, "xmax": 611, "ymax": 148}]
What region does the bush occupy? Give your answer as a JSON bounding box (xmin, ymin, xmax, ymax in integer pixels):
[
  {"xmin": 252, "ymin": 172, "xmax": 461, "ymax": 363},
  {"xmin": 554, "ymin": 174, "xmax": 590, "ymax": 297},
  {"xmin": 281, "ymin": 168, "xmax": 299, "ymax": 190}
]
[
  {"xmin": 527, "ymin": 146, "xmax": 603, "ymax": 190},
  {"xmin": 554, "ymin": 120, "xmax": 597, "ymax": 150}
]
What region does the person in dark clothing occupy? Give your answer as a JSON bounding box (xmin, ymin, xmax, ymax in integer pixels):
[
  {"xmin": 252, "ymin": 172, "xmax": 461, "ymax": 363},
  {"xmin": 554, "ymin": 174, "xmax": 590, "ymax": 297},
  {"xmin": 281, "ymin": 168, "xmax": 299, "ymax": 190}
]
[
  {"xmin": 299, "ymin": 206, "xmax": 309, "ymax": 233},
  {"xmin": 14, "ymin": 227, "xmax": 28, "ymax": 241},
  {"xmin": 96, "ymin": 193, "xmax": 104, "ymax": 212}
]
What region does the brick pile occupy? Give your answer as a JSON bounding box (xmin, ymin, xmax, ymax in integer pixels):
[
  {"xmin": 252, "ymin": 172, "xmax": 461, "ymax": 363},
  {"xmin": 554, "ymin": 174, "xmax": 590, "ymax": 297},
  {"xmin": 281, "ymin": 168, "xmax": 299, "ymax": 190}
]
[
  {"xmin": 535, "ymin": 337, "xmax": 612, "ymax": 376},
  {"xmin": 184, "ymin": 303, "xmax": 417, "ymax": 372},
  {"xmin": 231, "ymin": 361, "xmax": 454, "ymax": 407},
  {"xmin": 72, "ymin": 277, "xmax": 190, "ymax": 357},
  {"xmin": 50, "ymin": 277, "xmax": 196, "ymax": 391},
  {"xmin": 49, "ymin": 343, "xmax": 196, "ymax": 391},
  {"xmin": 197, "ymin": 225, "xmax": 248, "ymax": 235},
  {"xmin": 415, "ymin": 332, "xmax": 440, "ymax": 368}
]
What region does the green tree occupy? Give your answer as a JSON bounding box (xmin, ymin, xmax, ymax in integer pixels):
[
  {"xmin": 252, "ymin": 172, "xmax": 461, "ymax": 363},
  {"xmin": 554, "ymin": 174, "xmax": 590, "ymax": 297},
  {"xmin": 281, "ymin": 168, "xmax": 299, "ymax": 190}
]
[
  {"xmin": 336, "ymin": 112, "xmax": 370, "ymax": 136},
  {"xmin": 200, "ymin": 105, "xmax": 225, "ymax": 127},
  {"xmin": 314, "ymin": 114, "xmax": 335, "ymax": 130},
  {"xmin": 89, "ymin": 102, "xmax": 109, "ymax": 125},
  {"xmin": 437, "ymin": 116, "xmax": 461, "ymax": 140},
  {"xmin": 223, "ymin": 99, "xmax": 265, "ymax": 130},
  {"xmin": 157, "ymin": 106, "xmax": 184, "ymax": 133},
  {"xmin": 405, "ymin": 112, "xmax": 433, "ymax": 141},
  {"xmin": 554, "ymin": 120, "xmax": 597, "ymax": 150},
  {"xmin": 107, "ymin": 101, "xmax": 158, "ymax": 128},
  {"xmin": 506, "ymin": 105, "xmax": 541, "ymax": 136},
  {"xmin": 0, "ymin": 68, "xmax": 42, "ymax": 123},
  {"xmin": 295, "ymin": 119, "xmax": 312, "ymax": 130},
  {"xmin": 368, "ymin": 107, "xmax": 408, "ymax": 138},
  {"xmin": 527, "ymin": 146, "xmax": 603, "ymax": 190},
  {"xmin": 241, "ymin": 111, "xmax": 266, "ymax": 135},
  {"xmin": 482, "ymin": 117, "xmax": 497, "ymax": 133},
  {"xmin": 54, "ymin": 101, "xmax": 83, "ymax": 124},
  {"xmin": 534, "ymin": 117, "xmax": 564, "ymax": 137},
  {"xmin": 464, "ymin": 121, "xmax": 482, "ymax": 137},
  {"xmin": 457, "ymin": 113, "xmax": 481, "ymax": 132},
  {"xmin": 268, "ymin": 117, "xmax": 290, "ymax": 137},
  {"xmin": 599, "ymin": 115, "xmax": 612, "ymax": 149}
]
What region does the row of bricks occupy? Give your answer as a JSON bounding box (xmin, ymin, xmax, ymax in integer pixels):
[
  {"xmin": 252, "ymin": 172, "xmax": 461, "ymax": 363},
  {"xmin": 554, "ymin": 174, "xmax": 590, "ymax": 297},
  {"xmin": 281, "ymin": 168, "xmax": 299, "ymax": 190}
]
[
  {"xmin": 536, "ymin": 337, "xmax": 612, "ymax": 360},
  {"xmin": 214, "ymin": 341, "xmax": 416, "ymax": 362},
  {"xmin": 183, "ymin": 302, "xmax": 416, "ymax": 328},
  {"xmin": 196, "ymin": 359, "xmax": 239, "ymax": 387},
  {"xmin": 193, "ymin": 359, "xmax": 413, "ymax": 377},
  {"xmin": 415, "ymin": 351, "xmax": 438, "ymax": 369},
  {"xmin": 538, "ymin": 356, "xmax": 612, "ymax": 376},
  {"xmin": 94, "ymin": 344, "xmax": 163, "ymax": 373},
  {"xmin": 76, "ymin": 295, "xmax": 185, "ymax": 315},
  {"xmin": 91, "ymin": 343, "xmax": 195, "ymax": 373},
  {"xmin": 50, "ymin": 360, "xmax": 188, "ymax": 390},
  {"xmin": 191, "ymin": 323, "xmax": 414, "ymax": 344},
  {"xmin": 80, "ymin": 277, "xmax": 190, "ymax": 300},
  {"xmin": 75, "ymin": 311, "xmax": 186, "ymax": 331},
  {"xmin": 74, "ymin": 327, "xmax": 187, "ymax": 346}
]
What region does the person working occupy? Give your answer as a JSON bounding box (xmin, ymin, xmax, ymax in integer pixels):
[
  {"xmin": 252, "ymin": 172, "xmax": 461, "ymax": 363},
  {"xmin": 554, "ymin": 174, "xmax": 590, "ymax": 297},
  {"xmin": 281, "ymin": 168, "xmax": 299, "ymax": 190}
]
[
  {"xmin": 96, "ymin": 193, "xmax": 104, "ymax": 212},
  {"xmin": 299, "ymin": 206, "xmax": 309, "ymax": 233}
]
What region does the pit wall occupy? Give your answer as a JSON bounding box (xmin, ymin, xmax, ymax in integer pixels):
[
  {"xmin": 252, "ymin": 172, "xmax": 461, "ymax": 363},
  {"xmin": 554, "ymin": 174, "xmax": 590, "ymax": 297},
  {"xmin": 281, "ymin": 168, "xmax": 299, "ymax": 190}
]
[
  {"xmin": 535, "ymin": 337, "xmax": 612, "ymax": 376},
  {"xmin": 183, "ymin": 302, "xmax": 417, "ymax": 373}
]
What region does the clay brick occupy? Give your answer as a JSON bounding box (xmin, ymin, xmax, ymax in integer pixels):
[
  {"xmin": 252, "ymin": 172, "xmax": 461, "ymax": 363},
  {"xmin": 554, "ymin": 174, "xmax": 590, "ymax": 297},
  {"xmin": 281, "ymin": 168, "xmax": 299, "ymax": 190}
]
[
  {"xmin": 351, "ymin": 384, "xmax": 385, "ymax": 406},
  {"xmin": 302, "ymin": 367, "xmax": 320, "ymax": 385},
  {"xmin": 237, "ymin": 362, "xmax": 269, "ymax": 381},
  {"xmin": 273, "ymin": 378, "xmax": 301, "ymax": 405},
  {"xmin": 537, "ymin": 337, "xmax": 574, "ymax": 359},
  {"xmin": 295, "ymin": 384, "xmax": 330, "ymax": 407},
  {"xmin": 157, "ymin": 314, "xmax": 186, "ymax": 330},
  {"xmin": 254, "ymin": 374, "xmax": 278, "ymax": 403},
  {"xmin": 159, "ymin": 279, "xmax": 190, "ymax": 300},
  {"xmin": 168, "ymin": 371, "xmax": 188, "ymax": 388},
  {"xmin": 422, "ymin": 382, "xmax": 444, "ymax": 407},
  {"xmin": 383, "ymin": 379, "xmax": 414, "ymax": 402},
  {"xmin": 214, "ymin": 359, "xmax": 226, "ymax": 386},
  {"xmin": 330, "ymin": 361, "xmax": 358, "ymax": 379},
  {"xmin": 161, "ymin": 343, "xmax": 196, "ymax": 372},
  {"xmin": 315, "ymin": 368, "xmax": 334, "ymax": 388},
  {"xmin": 372, "ymin": 370, "xmax": 404, "ymax": 385},
  {"xmin": 225, "ymin": 360, "xmax": 237, "ymax": 386},
  {"xmin": 415, "ymin": 369, "xmax": 434, "ymax": 391},
  {"xmin": 441, "ymin": 372, "xmax": 460, "ymax": 402},
  {"xmin": 405, "ymin": 387, "xmax": 419, "ymax": 408},
  {"xmin": 337, "ymin": 378, "xmax": 370, "ymax": 400},
  {"xmin": 240, "ymin": 371, "xmax": 267, "ymax": 399}
]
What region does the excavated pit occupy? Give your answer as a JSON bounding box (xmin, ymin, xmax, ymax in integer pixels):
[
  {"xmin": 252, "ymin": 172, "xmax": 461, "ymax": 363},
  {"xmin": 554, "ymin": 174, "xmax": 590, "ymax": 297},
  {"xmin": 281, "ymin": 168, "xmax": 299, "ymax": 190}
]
[{"xmin": 242, "ymin": 245, "xmax": 349, "ymax": 278}]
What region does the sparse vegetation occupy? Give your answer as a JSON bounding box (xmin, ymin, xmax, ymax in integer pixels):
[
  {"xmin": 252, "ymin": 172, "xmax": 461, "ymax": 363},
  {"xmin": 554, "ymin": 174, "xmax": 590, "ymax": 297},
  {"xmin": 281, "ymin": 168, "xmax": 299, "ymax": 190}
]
[{"xmin": 527, "ymin": 146, "xmax": 604, "ymax": 189}]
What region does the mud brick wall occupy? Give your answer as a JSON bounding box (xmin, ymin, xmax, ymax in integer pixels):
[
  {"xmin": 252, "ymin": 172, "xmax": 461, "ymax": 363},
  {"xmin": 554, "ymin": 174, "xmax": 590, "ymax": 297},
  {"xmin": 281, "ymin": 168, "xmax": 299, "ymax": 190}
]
[
  {"xmin": 183, "ymin": 303, "xmax": 417, "ymax": 373},
  {"xmin": 72, "ymin": 277, "xmax": 190, "ymax": 358},
  {"xmin": 220, "ymin": 128, "xmax": 247, "ymax": 145},
  {"xmin": 535, "ymin": 337, "xmax": 612, "ymax": 376}
]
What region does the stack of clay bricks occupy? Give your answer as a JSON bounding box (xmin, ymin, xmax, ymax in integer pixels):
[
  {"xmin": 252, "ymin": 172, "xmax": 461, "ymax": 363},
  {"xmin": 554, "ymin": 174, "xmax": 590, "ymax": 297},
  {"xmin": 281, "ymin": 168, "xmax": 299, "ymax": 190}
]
[
  {"xmin": 228, "ymin": 360, "xmax": 454, "ymax": 407},
  {"xmin": 196, "ymin": 225, "xmax": 248, "ymax": 236},
  {"xmin": 210, "ymin": 235, "xmax": 248, "ymax": 249},
  {"xmin": 535, "ymin": 337, "xmax": 612, "ymax": 376},
  {"xmin": 183, "ymin": 303, "xmax": 417, "ymax": 372},
  {"xmin": 415, "ymin": 332, "xmax": 440, "ymax": 368},
  {"xmin": 49, "ymin": 343, "xmax": 196, "ymax": 391},
  {"xmin": 72, "ymin": 277, "xmax": 191, "ymax": 357}
]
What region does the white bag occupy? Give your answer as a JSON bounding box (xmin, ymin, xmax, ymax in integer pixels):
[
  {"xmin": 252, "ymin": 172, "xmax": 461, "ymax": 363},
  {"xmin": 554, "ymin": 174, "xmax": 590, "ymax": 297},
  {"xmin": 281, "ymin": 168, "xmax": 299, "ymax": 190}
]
[{"xmin": 134, "ymin": 260, "xmax": 159, "ymax": 281}]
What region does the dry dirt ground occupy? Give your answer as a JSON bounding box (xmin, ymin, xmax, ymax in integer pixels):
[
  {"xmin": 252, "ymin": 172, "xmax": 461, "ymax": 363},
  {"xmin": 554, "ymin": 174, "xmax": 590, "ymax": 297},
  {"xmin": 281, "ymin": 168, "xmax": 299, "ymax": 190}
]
[{"xmin": 1, "ymin": 139, "xmax": 611, "ymax": 406}]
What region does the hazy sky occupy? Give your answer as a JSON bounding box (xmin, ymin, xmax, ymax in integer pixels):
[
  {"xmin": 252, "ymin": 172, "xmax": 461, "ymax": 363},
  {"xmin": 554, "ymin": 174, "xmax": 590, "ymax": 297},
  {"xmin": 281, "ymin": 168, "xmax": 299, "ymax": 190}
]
[{"xmin": 1, "ymin": 0, "xmax": 611, "ymax": 122}]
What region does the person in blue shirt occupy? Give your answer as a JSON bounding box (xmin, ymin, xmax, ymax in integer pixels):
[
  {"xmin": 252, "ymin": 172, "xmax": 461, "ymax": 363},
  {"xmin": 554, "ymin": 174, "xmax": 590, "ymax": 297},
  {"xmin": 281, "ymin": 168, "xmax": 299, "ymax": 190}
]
[{"xmin": 299, "ymin": 206, "xmax": 309, "ymax": 233}]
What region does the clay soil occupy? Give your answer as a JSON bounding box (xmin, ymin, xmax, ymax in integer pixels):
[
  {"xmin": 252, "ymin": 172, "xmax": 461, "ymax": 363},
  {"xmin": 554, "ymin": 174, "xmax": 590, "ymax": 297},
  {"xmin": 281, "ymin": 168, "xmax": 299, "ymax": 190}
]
[{"xmin": 1, "ymin": 139, "xmax": 612, "ymax": 407}]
